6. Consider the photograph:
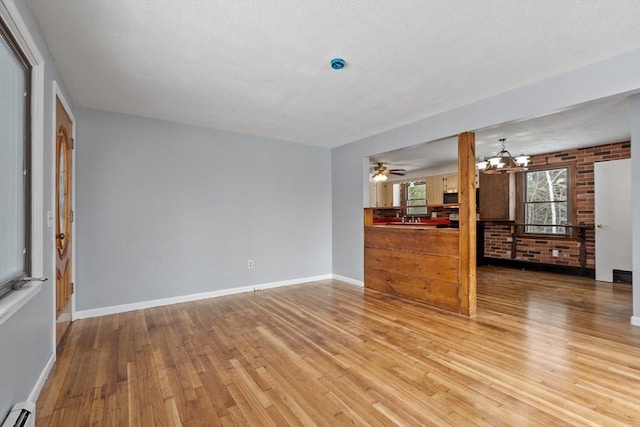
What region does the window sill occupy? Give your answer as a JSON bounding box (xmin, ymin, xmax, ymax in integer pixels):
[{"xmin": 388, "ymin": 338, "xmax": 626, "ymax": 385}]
[
  {"xmin": 516, "ymin": 233, "xmax": 574, "ymax": 240},
  {"xmin": 0, "ymin": 282, "xmax": 44, "ymax": 326}
]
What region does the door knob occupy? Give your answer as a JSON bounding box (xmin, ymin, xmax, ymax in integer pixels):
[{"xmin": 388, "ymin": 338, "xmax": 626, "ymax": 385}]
[
  {"xmin": 56, "ymin": 233, "xmax": 65, "ymax": 239},
  {"xmin": 596, "ymin": 224, "xmax": 605, "ymax": 229}
]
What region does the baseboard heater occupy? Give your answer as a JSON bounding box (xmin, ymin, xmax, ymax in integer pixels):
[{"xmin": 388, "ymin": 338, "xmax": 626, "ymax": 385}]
[
  {"xmin": 1, "ymin": 402, "xmax": 35, "ymax": 427},
  {"xmin": 613, "ymin": 269, "xmax": 632, "ymax": 284}
]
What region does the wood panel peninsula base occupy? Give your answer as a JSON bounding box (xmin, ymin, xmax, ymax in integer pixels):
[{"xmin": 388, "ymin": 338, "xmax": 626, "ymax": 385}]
[{"xmin": 364, "ymin": 223, "xmax": 464, "ymax": 313}]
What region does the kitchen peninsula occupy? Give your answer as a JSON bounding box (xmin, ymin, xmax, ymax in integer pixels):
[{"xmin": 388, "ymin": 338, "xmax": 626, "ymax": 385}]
[
  {"xmin": 363, "ymin": 132, "xmax": 477, "ymax": 316},
  {"xmin": 364, "ymin": 209, "xmax": 462, "ymax": 312}
]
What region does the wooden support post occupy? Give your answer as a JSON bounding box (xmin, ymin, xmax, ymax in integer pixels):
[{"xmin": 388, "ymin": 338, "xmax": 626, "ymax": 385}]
[
  {"xmin": 363, "ymin": 208, "xmax": 374, "ymax": 227},
  {"xmin": 458, "ymin": 132, "xmax": 476, "ymax": 317}
]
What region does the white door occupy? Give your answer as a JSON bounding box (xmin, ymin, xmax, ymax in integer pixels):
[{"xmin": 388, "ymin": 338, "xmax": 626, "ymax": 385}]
[{"xmin": 595, "ymin": 159, "xmax": 631, "ymax": 282}]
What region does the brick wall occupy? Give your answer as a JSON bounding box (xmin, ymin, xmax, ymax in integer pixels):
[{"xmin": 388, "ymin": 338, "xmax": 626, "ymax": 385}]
[{"xmin": 483, "ymin": 140, "xmax": 631, "ymax": 268}]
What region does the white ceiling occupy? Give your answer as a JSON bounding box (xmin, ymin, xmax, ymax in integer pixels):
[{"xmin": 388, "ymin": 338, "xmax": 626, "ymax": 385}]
[
  {"xmin": 27, "ymin": 0, "xmax": 640, "ymax": 148},
  {"xmin": 370, "ymin": 94, "xmax": 633, "ymax": 173}
]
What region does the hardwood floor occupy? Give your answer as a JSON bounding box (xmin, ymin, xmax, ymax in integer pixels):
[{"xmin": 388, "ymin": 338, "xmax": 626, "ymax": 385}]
[{"xmin": 36, "ymin": 267, "xmax": 640, "ymax": 426}]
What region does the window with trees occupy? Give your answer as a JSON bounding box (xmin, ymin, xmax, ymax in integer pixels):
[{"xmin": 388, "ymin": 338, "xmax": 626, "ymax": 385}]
[
  {"xmin": 523, "ymin": 166, "xmax": 570, "ymax": 235},
  {"xmin": 404, "ymin": 181, "xmax": 426, "ymax": 215}
]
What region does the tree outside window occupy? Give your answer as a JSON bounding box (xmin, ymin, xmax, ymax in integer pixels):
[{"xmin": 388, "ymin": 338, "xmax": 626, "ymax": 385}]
[
  {"xmin": 524, "ymin": 167, "xmax": 569, "ymax": 235},
  {"xmin": 405, "ymin": 182, "xmax": 426, "ymax": 215}
]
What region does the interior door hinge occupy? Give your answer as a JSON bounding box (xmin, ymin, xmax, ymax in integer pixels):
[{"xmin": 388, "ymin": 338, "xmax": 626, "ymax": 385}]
[
  {"xmin": 71, "ymin": 282, "xmax": 74, "ymax": 294},
  {"xmin": 71, "ymin": 210, "xmax": 74, "ymax": 223},
  {"xmin": 71, "ymin": 138, "xmax": 75, "ymax": 149}
]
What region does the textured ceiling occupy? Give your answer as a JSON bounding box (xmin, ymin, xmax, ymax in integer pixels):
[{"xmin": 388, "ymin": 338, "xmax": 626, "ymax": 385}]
[
  {"xmin": 27, "ymin": 0, "xmax": 640, "ymax": 147},
  {"xmin": 370, "ymin": 95, "xmax": 632, "ymax": 174}
]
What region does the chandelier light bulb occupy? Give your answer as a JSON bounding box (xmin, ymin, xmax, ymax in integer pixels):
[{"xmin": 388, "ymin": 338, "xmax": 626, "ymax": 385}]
[
  {"xmin": 515, "ymin": 154, "xmax": 530, "ymax": 167},
  {"xmin": 476, "ymin": 158, "xmax": 488, "ymax": 170},
  {"xmin": 489, "ymin": 157, "xmax": 502, "ymax": 166}
]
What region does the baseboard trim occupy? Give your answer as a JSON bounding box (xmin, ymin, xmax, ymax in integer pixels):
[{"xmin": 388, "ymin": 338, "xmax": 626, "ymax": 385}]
[
  {"xmin": 254, "ymin": 274, "xmax": 332, "ymax": 291},
  {"xmin": 631, "ymin": 316, "xmax": 640, "ymax": 327},
  {"xmin": 332, "ymin": 274, "xmax": 364, "ymax": 287},
  {"xmin": 75, "ymin": 274, "xmax": 333, "ymax": 319},
  {"xmin": 28, "ymin": 351, "xmax": 55, "ymax": 403},
  {"xmin": 482, "ymin": 257, "xmax": 595, "ymax": 278}
]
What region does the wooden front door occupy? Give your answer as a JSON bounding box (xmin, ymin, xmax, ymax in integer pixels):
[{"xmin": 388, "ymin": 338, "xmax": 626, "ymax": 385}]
[{"xmin": 55, "ymin": 97, "xmax": 73, "ymax": 346}]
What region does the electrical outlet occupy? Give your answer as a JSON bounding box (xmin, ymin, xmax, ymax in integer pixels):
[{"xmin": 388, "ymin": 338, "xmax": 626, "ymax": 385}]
[
  {"xmin": 248, "ymin": 260, "xmax": 254, "ymax": 269},
  {"xmin": 552, "ymin": 249, "xmax": 559, "ymax": 257}
]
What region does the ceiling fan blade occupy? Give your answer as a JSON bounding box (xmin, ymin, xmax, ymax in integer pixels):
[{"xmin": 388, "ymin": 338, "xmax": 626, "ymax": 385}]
[{"xmin": 389, "ymin": 169, "xmax": 406, "ymax": 176}]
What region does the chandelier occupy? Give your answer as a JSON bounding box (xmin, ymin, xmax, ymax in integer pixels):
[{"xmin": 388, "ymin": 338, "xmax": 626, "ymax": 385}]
[{"xmin": 476, "ymin": 138, "xmax": 529, "ymax": 174}]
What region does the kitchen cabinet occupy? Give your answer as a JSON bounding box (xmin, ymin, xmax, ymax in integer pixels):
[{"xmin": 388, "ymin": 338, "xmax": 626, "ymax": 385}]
[
  {"xmin": 443, "ymin": 173, "xmax": 458, "ymax": 193},
  {"xmin": 369, "ymin": 182, "xmax": 394, "ymax": 207},
  {"xmin": 479, "ymin": 172, "xmax": 515, "ymax": 220},
  {"xmin": 426, "ymin": 173, "xmax": 459, "ymax": 205},
  {"xmin": 368, "ymin": 183, "xmax": 376, "ymax": 207},
  {"xmin": 426, "ymin": 175, "xmax": 443, "ymax": 205}
]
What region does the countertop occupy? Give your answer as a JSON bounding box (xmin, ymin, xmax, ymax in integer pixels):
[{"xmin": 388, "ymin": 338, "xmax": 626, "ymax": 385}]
[{"xmin": 371, "ymin": 224, "xmax": 437, "ymax": 229}]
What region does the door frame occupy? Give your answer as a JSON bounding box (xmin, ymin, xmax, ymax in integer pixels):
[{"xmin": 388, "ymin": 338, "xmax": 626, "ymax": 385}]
[{"xmin": 51, "ymin": 81, "xmax": 76, "ymax": 348}]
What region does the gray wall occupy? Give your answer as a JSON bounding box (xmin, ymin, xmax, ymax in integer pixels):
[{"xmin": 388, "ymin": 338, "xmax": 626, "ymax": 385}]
[
  {"xmin": 332, "ymin": 48, "xmax": 640, "ymax": 282},
  {"xmin": 75, "ymin": 109, "xmax": 332, "ymax": 311},
  {"xmin": 0, "ymin": 0, "xmax": 72, "ymax": 418}
]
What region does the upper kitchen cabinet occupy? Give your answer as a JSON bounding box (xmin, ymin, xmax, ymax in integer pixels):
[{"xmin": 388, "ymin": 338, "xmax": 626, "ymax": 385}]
[
  {"xmin": 443, "ymin": 173, "xmax": 458, "ymax": 193},
  {"xmin": 369, "ymin": 182, "xmax": 394, "ymax": 207},
  {"xmin": 426, "ymin": 175, "xmax": 444, "ymax": 205},
  {"xmin": 479, "ymin": 172, "xmax": 515, "ymax": 220},
  {"xmin": 426, "ymin": 173, "xmax": 461, "ymax": 205}
]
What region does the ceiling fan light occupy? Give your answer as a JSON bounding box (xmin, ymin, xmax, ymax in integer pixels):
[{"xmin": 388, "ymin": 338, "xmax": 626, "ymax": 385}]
[{"xmin": 373, "ymin": 173, "xmax": 387, "ymax": 182}]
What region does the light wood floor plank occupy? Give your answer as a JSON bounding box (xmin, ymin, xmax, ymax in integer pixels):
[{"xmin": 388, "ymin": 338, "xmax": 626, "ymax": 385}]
[{"xmin": 37, "ymin": 267, "xmax": 640, "ymax": 425}]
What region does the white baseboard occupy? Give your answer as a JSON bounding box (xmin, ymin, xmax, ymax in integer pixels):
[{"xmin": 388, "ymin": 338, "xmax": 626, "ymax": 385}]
[
  {"xmin": 332, "ymin": 274, "xmax": 364, "ymax": 287},
  {"xmin": 75, "ymin": 274, "xmax": 333, "ymax": 319},
  {"xmin": 254, "ymin": 274, "xmax": 332, "ymax": 291},
  {"xmin": 631, "ymin": 316, "xmax": 640, "ymax": 327},
  {"xmin": 28, "ymin": 351, "xmax": 55, "ymax": 403}
]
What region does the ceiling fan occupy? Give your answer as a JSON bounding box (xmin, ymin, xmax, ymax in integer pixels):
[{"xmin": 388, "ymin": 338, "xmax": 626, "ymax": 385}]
[{"xmin": 371, "ymin": 163, "xmax": 406, "ymax": 182}]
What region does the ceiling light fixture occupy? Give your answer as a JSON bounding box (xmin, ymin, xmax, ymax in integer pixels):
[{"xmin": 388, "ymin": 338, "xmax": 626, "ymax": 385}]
[
  {"xmin": 370, "ymin": 163, "xmax": 405, "ymax": 182},
  {"xmin": 330, "ymin": 58, "xmax": 345, "ymax": 70},
  {"xmin": 476, "ymin": 138, "xmax": 529, "ymax": 174},
  {"xmin": 372, "ymin": 171, "xmax": 388, "ymax": 182}
]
